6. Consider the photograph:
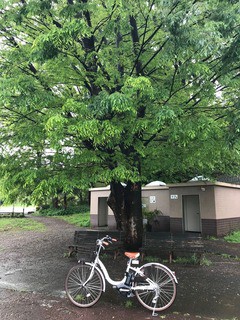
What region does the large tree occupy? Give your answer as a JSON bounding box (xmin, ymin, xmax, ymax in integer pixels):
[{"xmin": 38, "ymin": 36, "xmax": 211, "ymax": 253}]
[{"xmin": 0, "ymin": 0, "xmax": 239, "ymax": 249}]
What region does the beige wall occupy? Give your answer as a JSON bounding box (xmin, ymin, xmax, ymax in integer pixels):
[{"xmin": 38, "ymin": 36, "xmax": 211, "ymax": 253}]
[
  {"xmin": 89, "ymin": 186, "xmax": 170, "ymax": 228},
  {"xmin": 90, "ymin": 186, "xmax": 169, "ymax": 216},
  {"xmin": 169, "ymin": 183, "xmax": 216, "ymax": 220},
  {"xmin": 142, "ymin": 187, "xmax": 169, "ymax": 215},
  {"xmin": 214, "ymin": 184, "xmax": 240, "ymax": 219},
  {"xmin": 90, "ymin": 182, "xmax": 240, "ymax": 230},
  {"xmin": 90, "ymin": 187, "xmax": 113, "ymax": 215}
]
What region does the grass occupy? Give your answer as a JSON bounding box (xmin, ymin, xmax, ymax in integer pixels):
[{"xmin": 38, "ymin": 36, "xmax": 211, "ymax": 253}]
[
  {"xmin": 124, "ymin": 300, "xmax": 134, "ymax": 308},
  {"xmin": 143, "ymin": 255, "xmax": 159, "ymax": 263},
  {"xmin": 200, "ymin": 255, "xmax": 212, "ymax": 266},
  {"xmin": 34, "ymin": 204, "xmax": 90, "ymax": 228},
  {"xmin": 224, "ymin": 230, "xmax": 240, "ymax": 243},
  {"xmin": 56, "ymin": 212, "xmax": 90, "ymax": 228},
  {"xmin": 0, "ymin": 218, "xmax": 46, "ymax": 232},
  {"xmin": 173, "ymin": 254, "xmax": 200, "ymax": 265}
]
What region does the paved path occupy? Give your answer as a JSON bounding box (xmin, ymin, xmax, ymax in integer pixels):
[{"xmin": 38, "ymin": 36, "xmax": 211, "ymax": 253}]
[{"xmin": 0, "ymin": 216, "xmax": 239, "ymax": 320}]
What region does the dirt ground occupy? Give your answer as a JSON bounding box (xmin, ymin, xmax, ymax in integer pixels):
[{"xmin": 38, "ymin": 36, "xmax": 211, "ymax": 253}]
[{"xmin": 0, "ymin": 216, "xmax": 239, "ymax": 320}]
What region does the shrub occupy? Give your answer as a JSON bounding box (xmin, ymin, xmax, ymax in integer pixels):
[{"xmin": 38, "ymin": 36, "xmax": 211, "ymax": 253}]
[
  {"xmin": 224, "ymin": 230, "xmax": 240, "ymax": 244},
  {"xmin": 37, "ymin": 204, "xmax": 90, "ymax": 217}
]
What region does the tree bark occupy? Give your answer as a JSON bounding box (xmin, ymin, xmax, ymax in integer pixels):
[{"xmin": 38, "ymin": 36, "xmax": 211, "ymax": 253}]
[
  {"xmin": 107, "ymin": 181, "xmax": 143, "ymax": 251},
  {"xmin": 52, "ymin": 197, "xmax": 59, "ymax": 209}
]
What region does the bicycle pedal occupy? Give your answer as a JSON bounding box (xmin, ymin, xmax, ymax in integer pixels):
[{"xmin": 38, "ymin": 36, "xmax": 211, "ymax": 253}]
[{"xmin": 127, "ymin": 293, "xmax": 135, "ymax": 298}]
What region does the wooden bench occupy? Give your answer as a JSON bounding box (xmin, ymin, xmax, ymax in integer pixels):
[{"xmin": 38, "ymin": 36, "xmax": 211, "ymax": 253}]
[
  {"xmin": 171, "ymin": 233, "xmax": 204, "ymax": 262},
  {"xmin": 140, "ymin": 232, "xmax": 174, "ymax": 262},
  {"xmin": 141, "ymin": 232, "xmax": 204, "ymax": 263},
  {"xmin": 69, "ymin": 230, "xmax": 204, "ymax": 263},
  {"xmin": 68, "ymin": 230, "xmax": 125, "ymax": 260}
]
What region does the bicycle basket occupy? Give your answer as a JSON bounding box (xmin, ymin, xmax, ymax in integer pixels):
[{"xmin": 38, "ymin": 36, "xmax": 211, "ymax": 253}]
[{"xmin": 76, "ymin": 244, "xmax": 95, "ymax": 262}]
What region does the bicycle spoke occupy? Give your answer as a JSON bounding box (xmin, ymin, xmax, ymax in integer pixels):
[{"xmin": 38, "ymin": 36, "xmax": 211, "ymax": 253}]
[
  {"xmin": 65, "ymin": 264, "xmax": 103, "ymax": 307},
  {"xmin": 135, "ymin": 263, "xmax": 177, "ymax": 312}
]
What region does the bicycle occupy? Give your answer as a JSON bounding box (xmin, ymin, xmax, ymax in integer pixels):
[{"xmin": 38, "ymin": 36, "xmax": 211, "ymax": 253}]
[{"xmin": 65, "ymin": 235, "xmax": 178, "ymax": 317}]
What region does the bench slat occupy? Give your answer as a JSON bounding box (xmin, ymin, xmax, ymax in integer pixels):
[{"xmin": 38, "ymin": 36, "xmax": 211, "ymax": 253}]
[{"xmin": 69, "ymin": 230, "xmax": 204, "ymax": 263}]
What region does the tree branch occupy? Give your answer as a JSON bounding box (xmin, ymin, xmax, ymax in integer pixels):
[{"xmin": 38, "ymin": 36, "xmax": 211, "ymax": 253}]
[{"xmin": 129, "ymin": 15, "xmax": 143, "ymax": 76}]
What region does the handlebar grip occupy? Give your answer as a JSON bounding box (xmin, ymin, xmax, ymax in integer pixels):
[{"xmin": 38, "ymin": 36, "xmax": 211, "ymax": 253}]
[
  {"xmin": 103, "ymin": 241, "xmax": 109, "ymax": 246},
  {"xmin": 112, "ymin": 238, "xmax": 117, "ymax": 242}
]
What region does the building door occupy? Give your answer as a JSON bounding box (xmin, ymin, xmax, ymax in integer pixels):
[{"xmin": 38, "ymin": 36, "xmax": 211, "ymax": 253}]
[
  {"xmin": 183, "ymin": 195, "xmax": 201, "ymax": 232},
  {"xmin": 98, "ymin": 197, "xmax": 108, "ymax": 227}
]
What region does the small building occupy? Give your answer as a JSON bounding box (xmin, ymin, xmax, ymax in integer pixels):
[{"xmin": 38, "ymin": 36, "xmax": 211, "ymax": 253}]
[
  {"xmin": 169, "ymin": 181, "xmax": 240, "ymax": 236},
  {"xmin": 90, "ymin": 181, "xmax": 240, "ymax": 237}
]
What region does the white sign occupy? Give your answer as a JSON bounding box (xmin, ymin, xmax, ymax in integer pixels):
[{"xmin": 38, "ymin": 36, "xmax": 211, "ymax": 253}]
[
  {"xmin": 170, "ymin": 194, "xmax": 178, "ymax": 200},
  {"xmin": 150, "ymin": 196, "xmax": 156, "ymax": 203}
]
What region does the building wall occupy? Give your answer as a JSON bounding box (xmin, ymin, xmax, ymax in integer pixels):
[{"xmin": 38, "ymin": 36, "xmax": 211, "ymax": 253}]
[
  {"xmin": 90, "ymin": 187, "xmax": 115, "ymax": 229},
  {"xmin": 169, "ymin": 182, "xmax": 240, "ymax": 235},
  {"xmin": 169, "ymin": 183, "xmax": 216, "ymax": 219},
  {"xmin": 205, "ymin": 183, "xmax": 240, "ymax": 236},
  {"xmin": 201, "ymin": 218, "xmax": 240, "ymax": 236},
  {"xmin": 214, "ymin": 184, "xmax": 240, "ymax": 219},
  {"xmin": 90, "ymin": 182, "xmax": 240, "ymax": 236},
  {"xmin": 90, "ymin": 186, "xmax": 169, "ymax": 229},
  {"xmin": 142, "ymin": 187, "xmax": 169, "ymax": 215},
  {"xmin": 90, "ymin": 188, "xmax": 111, "ymax": 215}
]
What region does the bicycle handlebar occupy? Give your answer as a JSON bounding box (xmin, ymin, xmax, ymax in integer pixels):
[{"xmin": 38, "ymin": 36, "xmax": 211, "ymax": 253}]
[{"xmin": 96, "ymin": 235, "xmax": 118, "ymax": 247}]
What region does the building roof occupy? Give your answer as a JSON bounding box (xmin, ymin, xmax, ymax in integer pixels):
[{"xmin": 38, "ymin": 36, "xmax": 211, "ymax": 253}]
[{"xmin": 145, "ymin": 181, "xmax": 166, "ymax": 187}]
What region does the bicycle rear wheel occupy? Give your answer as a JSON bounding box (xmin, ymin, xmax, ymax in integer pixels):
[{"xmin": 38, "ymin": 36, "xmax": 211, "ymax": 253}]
[
  {"xmin": 135, "ymin": 263, "xmax": 177, "ymax": 312},
  {"xmin": 65, "ymin": 264, "xmax": 103, "ymax": 307}
]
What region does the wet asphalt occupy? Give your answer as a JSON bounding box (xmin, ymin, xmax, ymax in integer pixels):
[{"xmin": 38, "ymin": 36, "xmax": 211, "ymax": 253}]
[{"xmin": 0, "ymin": 216, "xmax": 239, "ymax": 320}]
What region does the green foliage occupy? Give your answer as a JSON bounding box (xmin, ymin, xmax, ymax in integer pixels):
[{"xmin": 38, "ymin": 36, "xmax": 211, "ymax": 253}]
[
  {"xmin": 143, "ymin": 255, "xmax": 160, "ymax": 263},
  {"xmin": 0, "ymin": 0, "xmax": 239, "ymax": 207},
  {"xmin": 143, "ymin": 210, "xmax": 163, "ymax": 220},
  {"xmin": 173, "ymin": 254, "xmax": 201, "ymax": 265},
  {"xmin": 124, "ymin": 300, "xmax": 134, "ymax": 308},
  {"xmin": 200, "ymin": 256, "xmax": 212, "ymax": 267},
  {"xmin": 224, "ymin": 230, "xmax": 240, "ymax": 243},
  {"xmin": 37, "ymin": 204, "xmax": 90, "ymax": 216}
]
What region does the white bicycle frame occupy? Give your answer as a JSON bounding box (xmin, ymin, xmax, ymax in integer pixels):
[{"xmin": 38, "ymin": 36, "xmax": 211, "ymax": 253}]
[
  {"xmin": 79, "ymin": 237, "xmax": 178, "ymax": 317},
  {"xmin": 81, "ymin": 239, "xmax": 178, "ymax": 293}
]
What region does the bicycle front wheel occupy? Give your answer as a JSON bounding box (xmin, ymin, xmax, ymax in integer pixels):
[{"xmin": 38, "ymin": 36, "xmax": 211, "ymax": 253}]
[
  {"xmin": 135, "ymin": 263, "xmax": 177, "ymax": 312},
  {"xmin": 65, "ymin": 264, "xmax": 103, "ymax": 307}
]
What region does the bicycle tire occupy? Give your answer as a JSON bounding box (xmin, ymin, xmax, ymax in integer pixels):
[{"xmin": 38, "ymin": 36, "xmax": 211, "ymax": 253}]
[
  {"xmin": 65, "ymin": 264, "xmax": 103, "ymax": 307},
  {"xmin": 134, "ymin": 263, "xmax": 177, "ymax": 312}
]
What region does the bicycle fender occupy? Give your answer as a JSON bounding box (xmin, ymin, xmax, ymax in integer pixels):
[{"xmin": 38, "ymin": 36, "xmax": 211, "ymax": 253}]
[
  {"xmin": 85, "ymin": 262, "xmax": 106, "ymax": 292},
  {"xmin": 141, "ymin": 262, "xmax": 178, "ymax": 284}
]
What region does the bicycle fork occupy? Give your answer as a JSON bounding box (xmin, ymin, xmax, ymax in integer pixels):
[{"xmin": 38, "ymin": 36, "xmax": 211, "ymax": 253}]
[{"xmin": 82, "ymin": 262, "xmax": 106, "ymax": 292}]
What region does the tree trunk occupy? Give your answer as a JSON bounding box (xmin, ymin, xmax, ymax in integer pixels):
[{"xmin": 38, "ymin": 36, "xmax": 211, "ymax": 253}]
[
  {"xmin": 52, "ymin": 197, "xmax": 59, "ymax": 209},
  {"xmin": 63, "ymin": 193, "xmax": 67, "ymax": 210},
  {"xmin": 107, "ymin": 181, "xmax": 143, "ymax": 251}
]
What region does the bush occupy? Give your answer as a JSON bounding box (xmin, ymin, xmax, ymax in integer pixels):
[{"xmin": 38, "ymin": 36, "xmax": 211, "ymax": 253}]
[
  {"xmin": 37, "ymin": 204, "xmax": 90, "ymax": 217},
  {"xmin": 224, "ymin": 230, "xmax": 240, "ymax": 243}
]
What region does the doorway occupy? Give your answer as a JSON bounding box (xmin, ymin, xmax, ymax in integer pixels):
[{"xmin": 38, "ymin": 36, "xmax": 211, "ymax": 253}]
[
  {"xmin": 183, "ymin": 195, "xmax": 201, "ymax": 232},
  {"xmin": 98, "ymin": 197, "xmax": 108, "ymax": 227}
]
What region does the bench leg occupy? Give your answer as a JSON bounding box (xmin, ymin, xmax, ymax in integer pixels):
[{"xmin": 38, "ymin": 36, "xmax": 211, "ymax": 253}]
[
  {"xmin": 169, "ymin": 251, "xmax": 173, "ymax": 263},
  {"xmin": 68, "ymin": 246, "xmax": 77, "ymax": 257}
]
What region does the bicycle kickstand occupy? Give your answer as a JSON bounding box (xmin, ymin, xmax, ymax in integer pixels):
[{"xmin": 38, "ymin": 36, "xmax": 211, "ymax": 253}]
[{"xmin": 152, "ymin": 297, "xmax": 158, "ymax": 317}]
